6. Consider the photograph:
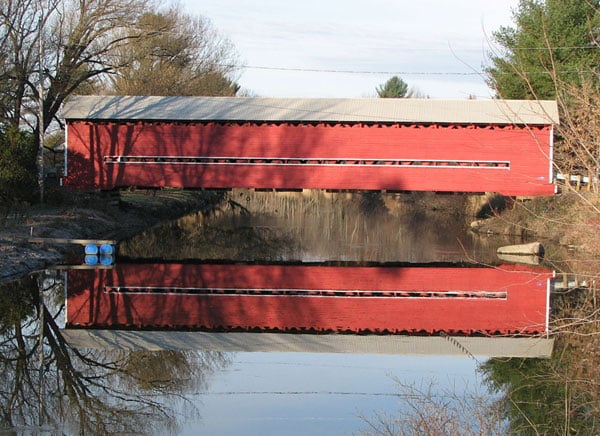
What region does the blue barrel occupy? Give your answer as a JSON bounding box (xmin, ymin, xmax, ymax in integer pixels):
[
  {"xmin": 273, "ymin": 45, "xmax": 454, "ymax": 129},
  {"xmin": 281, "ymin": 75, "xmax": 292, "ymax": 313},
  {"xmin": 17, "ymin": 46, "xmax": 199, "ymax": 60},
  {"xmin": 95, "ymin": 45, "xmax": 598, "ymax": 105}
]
[
  {"xmin": 100, "ymin": 255, "xmax": 113, "ymax": 266},
  {"xmin": 99, "ymin": 244, "xmax": 114, "ymax": 255},
  {"xmin": 84, "ymin": 244, "xmax": 98, "ymax": 255},
  {"xmin": 84, "ymin": 255, "xmax": 99, "ymax": 265}
]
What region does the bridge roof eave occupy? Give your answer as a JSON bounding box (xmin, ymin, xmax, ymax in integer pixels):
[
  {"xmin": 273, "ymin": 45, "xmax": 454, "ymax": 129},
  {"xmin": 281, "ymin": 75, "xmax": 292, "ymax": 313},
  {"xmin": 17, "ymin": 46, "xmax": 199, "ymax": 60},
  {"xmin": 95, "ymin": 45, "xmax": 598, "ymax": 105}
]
[{"xmin": 61, "ymin": 95, "xmax": 559, "ymax": 126}]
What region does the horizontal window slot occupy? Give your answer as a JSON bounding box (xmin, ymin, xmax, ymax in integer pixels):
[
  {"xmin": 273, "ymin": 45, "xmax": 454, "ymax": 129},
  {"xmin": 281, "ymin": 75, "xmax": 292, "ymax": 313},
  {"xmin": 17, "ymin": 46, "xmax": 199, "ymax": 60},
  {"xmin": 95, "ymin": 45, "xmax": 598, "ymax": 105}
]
[
  {"xmin": 104, "ymin": 286, "xmax": 507, "ymax": 299},
  {"xmin": 104, "ymin": 156, "xmax": 510, "ymax": 169}
]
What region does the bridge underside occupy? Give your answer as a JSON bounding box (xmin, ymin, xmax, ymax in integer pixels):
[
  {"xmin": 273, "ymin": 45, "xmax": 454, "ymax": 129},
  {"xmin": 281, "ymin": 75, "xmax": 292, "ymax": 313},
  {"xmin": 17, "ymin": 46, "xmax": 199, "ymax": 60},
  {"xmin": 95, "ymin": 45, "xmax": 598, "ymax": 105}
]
[{"xmin": 64, "ymin": 121, "xmax": 555, "ymax": 196}]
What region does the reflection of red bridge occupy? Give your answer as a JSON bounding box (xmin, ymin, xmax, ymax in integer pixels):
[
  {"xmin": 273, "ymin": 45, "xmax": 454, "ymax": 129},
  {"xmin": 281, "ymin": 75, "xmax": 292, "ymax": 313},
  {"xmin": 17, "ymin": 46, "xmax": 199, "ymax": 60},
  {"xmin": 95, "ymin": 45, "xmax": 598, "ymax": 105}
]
[
  {"xmin": 62, "ymin": 96, "xmax": 558, "ymax": 196},
  {"xmin": 66, "ymin": 263, "xmax": 552, "ymax": 335}
]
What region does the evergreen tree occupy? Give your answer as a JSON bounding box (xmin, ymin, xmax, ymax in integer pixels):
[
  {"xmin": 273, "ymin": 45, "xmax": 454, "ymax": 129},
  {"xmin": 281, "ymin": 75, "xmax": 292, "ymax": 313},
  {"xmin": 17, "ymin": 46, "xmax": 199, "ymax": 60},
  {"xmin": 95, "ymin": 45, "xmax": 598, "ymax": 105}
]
[
  {"xmin": 0, "ymin": 127, "xmax": 36, "ymax": 204},
  {"xmin": 376, "ymin": 76, "xmax": 409, "ymax": 98},
  {"xmin": 487, "ymin": 0, "xmax": 600, "ymax": 99}
]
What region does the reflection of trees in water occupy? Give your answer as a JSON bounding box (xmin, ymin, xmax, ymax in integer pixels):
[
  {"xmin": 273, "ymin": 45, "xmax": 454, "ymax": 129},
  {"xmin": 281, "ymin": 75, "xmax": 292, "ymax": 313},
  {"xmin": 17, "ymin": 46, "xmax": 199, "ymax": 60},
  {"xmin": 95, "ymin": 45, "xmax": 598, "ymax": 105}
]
[
  {"xmin": 358, "ymin": 283, "xmax": 600, "ymax": 434},
  {"xmin": 480, "ymin": 286, "xmax": 600, "ymax": 434},
  {"xmin": 358, "ymin": 378, "xmax": 505, "ymax": 436},
  {"xmin": 360, "ymin": 334, "xmax": 599, "ymax": 435},
  {"xmin": 121, "ymin": 189, "xmax": 502, "ymax": 263},
  {"xmin": 480, "ymin": 344, "xmax": 599, "ymax": 434},
  {"xmin": 0, "ymin": 276, "xmax": 229, "ymax": 434},
  {"xmin": 119, "ymin": 200, "xmax": 296, "ymax": 261}
]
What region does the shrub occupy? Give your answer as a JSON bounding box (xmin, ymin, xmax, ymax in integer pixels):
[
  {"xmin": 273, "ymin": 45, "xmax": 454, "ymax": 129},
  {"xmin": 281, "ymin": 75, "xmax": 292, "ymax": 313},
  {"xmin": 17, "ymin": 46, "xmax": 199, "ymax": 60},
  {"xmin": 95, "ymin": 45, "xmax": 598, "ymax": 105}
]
[{"xmin": 0, "ymin": 126, "xmax": 37, "ymax": 205}]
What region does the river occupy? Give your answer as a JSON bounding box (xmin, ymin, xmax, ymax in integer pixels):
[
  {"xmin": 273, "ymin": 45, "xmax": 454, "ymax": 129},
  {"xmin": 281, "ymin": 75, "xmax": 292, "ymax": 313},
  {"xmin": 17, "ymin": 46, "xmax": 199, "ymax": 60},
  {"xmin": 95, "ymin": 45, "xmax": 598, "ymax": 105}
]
[{"xmin": 0, "ymin": 190, "xmax": 597, "ymax": 434}]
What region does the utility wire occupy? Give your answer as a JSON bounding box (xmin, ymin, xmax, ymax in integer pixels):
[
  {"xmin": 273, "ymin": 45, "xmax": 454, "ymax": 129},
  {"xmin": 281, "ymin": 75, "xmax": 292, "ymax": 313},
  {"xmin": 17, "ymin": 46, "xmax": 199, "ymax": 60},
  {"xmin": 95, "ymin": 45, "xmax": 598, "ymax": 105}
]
[
  {"xmin": 239, "ymin": 65, "xmax": 482, "ymax": 75},
  {"xmin": 147, "ymin": 29, "xmax": 600, "ymax": 51},
  {"xmin": 221, "ymin": 63, "xmax": 599, "ymax": 76}
]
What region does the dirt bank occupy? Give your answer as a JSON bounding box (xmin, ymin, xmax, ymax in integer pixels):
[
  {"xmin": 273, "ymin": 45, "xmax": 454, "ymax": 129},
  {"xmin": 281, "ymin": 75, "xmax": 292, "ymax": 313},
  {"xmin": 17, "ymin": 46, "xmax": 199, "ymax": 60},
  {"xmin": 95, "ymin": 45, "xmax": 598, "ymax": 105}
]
[
  {"xmin": 471, "ymin": 192, "xmax": 600, "ymax": 253},
  {"xmin": 470, "ymin": 191, "xmax": 600, "ymax": 279},
  {"xmin": 0, "ymin": 190, "xmax": 224, "ymax": 283}
]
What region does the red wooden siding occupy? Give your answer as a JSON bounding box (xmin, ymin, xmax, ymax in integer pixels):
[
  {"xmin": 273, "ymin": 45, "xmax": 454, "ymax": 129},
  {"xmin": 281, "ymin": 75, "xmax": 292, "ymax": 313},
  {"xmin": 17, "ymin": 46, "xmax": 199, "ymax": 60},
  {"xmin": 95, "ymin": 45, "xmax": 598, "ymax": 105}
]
[
  {"xmin": 66, "ymin": 263, "xmax": 551, "ymax": 335},
  {"xmin": 64, "ymin": 121, "xmax": 554, "ymax": 196}
]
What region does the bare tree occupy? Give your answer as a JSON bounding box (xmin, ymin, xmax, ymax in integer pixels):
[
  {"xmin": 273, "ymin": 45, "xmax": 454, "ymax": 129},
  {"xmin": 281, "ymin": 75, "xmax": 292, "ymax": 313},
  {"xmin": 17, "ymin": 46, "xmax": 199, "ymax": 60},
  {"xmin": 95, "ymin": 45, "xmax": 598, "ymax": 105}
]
[
  {"xmin": 108, "ymin": 7, "xmax": 240, "ymax": 96},
  {"xmin": 0, "ymin": 275, "xmax": 230, "ymax": 434},
  {"xmin": 0, "ymin": 0, "xmax": 154, "ymax": 202},
  {"xmin": 0, "ymin": 0, "xmax": 152, "ymax": 131},
  {"xmin": 358, "ymin": 378, "xmax": 505, "ymax": 436},
  {"xmin": 554, "ymin": 78, "xmax": 600, "ymax": 192}
]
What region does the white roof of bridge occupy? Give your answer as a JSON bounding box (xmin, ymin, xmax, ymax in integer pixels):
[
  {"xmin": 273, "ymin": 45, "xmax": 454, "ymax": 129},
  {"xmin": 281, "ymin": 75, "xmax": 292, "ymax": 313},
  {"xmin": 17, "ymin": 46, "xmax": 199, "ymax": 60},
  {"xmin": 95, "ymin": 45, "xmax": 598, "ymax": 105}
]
[
  {"xmin": 62, "ymin": 95, "xmax": 559, "ymax": 125},
  {"xmin": 60, "ymin": 329, "xmax": 555, "ymax": 357}
]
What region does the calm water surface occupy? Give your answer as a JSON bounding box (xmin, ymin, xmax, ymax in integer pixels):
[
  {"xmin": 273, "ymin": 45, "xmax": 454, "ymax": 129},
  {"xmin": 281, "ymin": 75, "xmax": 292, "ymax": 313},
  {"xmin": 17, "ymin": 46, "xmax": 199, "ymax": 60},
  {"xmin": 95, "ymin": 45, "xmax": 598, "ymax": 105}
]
[{"xmin": 2, "ymin": 190, "xmax": 595, "ymax": 434}]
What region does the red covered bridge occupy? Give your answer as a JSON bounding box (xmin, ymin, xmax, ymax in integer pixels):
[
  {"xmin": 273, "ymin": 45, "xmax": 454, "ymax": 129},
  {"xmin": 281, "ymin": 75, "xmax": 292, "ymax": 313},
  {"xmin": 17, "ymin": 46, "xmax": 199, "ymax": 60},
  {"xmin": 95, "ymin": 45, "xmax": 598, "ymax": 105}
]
[
  {"xmin": 66, "ymin": 263, "xmax": 552, "ymax": 336},
  {"xmin": 61, "ymin": 96, "xmax": 559, "ymax": 196}
]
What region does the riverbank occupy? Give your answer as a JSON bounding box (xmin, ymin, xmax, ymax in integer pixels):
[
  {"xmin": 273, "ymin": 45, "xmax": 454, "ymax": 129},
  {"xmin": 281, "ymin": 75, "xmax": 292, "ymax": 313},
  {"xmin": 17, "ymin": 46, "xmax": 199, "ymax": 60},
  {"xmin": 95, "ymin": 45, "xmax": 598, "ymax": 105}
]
[
  {"xmin": 2, "ymin": 189, "xmax": 598, "ymax": 283},
  {"xmin": 0, "ymin": 189, "xmax": 224, "ymax": 283},
  {"xmin": 471, "ymin": 191, "xmax": 600, "ymax": 253},
  {"xmin": 471, "ymin": 191, "xmax": 600, "ymax": 279}
]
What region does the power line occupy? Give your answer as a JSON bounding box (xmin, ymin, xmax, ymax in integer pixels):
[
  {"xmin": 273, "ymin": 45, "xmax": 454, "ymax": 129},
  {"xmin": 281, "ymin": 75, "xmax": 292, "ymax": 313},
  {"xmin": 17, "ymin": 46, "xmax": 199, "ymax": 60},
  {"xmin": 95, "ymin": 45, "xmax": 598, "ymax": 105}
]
[
  {"xmin": 143, "ymin": 28, "xmax": 600, "ymax": 52},
  {"xmin": 240, "ymin": 65, "xmax": 482, "ymax": 76},
  {"xmin": 225, "ymin": 64, "xmax": 599, "ymax": 76}
]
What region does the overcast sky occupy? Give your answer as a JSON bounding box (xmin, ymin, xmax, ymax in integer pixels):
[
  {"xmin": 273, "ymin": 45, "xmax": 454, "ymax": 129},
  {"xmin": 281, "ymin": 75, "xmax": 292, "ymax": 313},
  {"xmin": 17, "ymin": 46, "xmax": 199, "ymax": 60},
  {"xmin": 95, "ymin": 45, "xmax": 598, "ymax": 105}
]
[{"xmin": 180, "ymin": 0, "xmax": 519, "ymax": 99}]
